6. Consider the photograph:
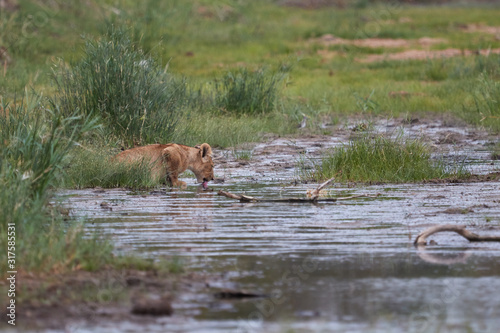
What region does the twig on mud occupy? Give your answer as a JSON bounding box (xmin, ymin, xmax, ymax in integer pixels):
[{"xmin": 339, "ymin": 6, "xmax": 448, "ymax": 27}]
[
  {"xmin": 217, "ymin": 190, "xmax": 380, "ymax": 203},
  {"xmin": 414, "ymin": 224, "xmax": 500, "ymax": 245}
]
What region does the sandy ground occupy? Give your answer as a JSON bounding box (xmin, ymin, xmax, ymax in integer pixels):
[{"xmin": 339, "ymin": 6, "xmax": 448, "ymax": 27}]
[{"xmin": 309, "ymin": 23, "xmax": 500, "ymax": 62}]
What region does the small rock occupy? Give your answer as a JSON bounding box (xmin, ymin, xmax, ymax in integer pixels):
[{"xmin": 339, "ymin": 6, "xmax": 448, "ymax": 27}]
[
  {"xmin": 131, "ymin": 294, "xmax": 173, "ymax": 316},
  {"xmin": 214, "ymin": 289, "xmax": 265, "ymax": 299},
  {"xmin": 100, "ymin": 202, "xmax": 112, "ymax": 211}
]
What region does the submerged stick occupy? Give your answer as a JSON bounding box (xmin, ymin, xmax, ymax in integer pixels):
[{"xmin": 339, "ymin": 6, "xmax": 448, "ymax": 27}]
[
  {"xmin": 217, "ymin": 190, "xmax": 336, "ymax": 202},
  {"xmin": 217, "ymin": 190, "xmax": 379, "ymax": 203},
  {"xmin": 414, "ymin": 224, "xmax": 500, "ymax": 245}
]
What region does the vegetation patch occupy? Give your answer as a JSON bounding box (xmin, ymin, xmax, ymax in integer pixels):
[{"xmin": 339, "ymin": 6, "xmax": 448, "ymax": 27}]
[
  {"xmin": 213, "ymin": 67, "xmax": 287, "ymax": 115},
  {"xmin": 463, "ymin": 74, "xmax": 500, "ymax": 133},
  {"xmin": 301, "ymin": 134, "xmax": 468, "ymax": 183},
  {"xmin": 53, "ymin": 27, "xmax": 186, "ymax": 147},
  {"xmin": 61, "ymin": 147, "xmax": 159, "ymax": 190},
  {"xmin": 0, "ymin": 96, "xmax": 114, "ymax": 274}
]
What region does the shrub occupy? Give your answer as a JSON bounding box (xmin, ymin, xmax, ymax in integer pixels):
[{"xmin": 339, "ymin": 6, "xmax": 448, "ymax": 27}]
[
  {"xmin": 53, "ymin": 27, "xmax": 186, "ymax": 146},
  {"xmin": 214, "ymin": 67, "xmax": 285, "ymax": 115}
]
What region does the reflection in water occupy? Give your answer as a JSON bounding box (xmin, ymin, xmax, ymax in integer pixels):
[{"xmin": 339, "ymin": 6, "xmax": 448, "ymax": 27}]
[
  {"xmin": 58, "ymin": 181, "xmax": 500, "ymax": 332},
  {"xmin": 415, "ymin": 245, "xmax": 472, "ymax": 265}
]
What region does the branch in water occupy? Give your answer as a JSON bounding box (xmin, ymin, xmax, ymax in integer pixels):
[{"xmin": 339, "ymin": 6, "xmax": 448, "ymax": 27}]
[
  {"xmin": 217, "ymin": 190, "xmax": 379, "ymax": 203},
  {"xmin": 414, "ymin": 224, "xmax": 500, "ymax": 245}
]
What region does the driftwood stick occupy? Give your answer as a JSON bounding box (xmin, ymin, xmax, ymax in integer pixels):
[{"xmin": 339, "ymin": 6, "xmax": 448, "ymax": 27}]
[
  {"xmin": 317, "ymin": 177, "xmax": 335, "ymax": 191},
  {"xmin": 414, "ymin": 224, "xmax": 500, "ymax": 245},
  {"xmin": 335, "ymin": 193, "xmax": 381, "ymax": 200},
  {"xmin": 217, "ymin": 190, "xmax": 337, "ymax": 202},
  {"xmin": 306, "ymin": 176, "xmax": 338, "ymax": 201},
  {"xmin": 217, "ymin": 190, "xmax": 380, "ymax": 203}
]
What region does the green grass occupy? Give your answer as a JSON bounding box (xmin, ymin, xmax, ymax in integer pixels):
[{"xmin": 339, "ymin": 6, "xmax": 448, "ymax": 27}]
[
  {"xmin": 300, "ymin": 134, "xmax": 468, "ymax": 183},
  {"xmin": 0, "ymin": 93, "xmax": 186, "ymax": 275},
  {"xmin": 213, "ymin": 66, "xmax": 287, "ymax": 115},
  {"xmin": 232, "ymin": 149, "xmax": 253, "ymax": 161},
  {"xmin": 61, "ymin": 146, "xmax": 160, "ymax": 189},
  {"xmin": 2, "ymin": 1, "xmax": 500, "ymax": 136},
  {"xmin": 461, "ymin": 74, "xmax": 500, "ymax": 132},
  {"xmin": 172, "ymin": 108, "xmax": 298, "ymax": 148},
  {"xmin": 2, "ymin": 0, "xmax": 500, "ymax": 276},
  {"xmin": 53, "ymin": 27, "xmax": 186, "ymax": 147},
  {"xmin": 0, "ymin": 95, "xmax": 115, "ymax": 273}
]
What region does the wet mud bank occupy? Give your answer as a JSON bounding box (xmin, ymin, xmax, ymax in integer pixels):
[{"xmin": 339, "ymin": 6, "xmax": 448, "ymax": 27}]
[{"xmin": 15, "ymin": 118, "xmax": 500, "ymax": 332}]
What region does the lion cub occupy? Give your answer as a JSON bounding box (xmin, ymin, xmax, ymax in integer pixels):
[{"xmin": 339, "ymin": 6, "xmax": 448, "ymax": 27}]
[{"xmin": 115, "ymin": 143, "xmax": 214, "ymax": 188}]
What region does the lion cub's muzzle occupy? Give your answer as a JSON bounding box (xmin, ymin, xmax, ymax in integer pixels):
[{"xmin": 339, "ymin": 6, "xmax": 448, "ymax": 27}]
[{"xmin": 201, "ymin": 172, "xmax": 214, "ymax": 189}]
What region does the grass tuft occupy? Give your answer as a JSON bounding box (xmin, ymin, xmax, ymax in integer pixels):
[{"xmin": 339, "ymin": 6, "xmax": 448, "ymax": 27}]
[
  {"xmin": 214, "ymin": 67, "xmax": 286, "ymax": 115},
  {"xmin": 465, "ymin": 74, "xmax": 500, "ymax": 133},
  {"xmin": 52, "ymin": 27, "xmax": 186, "ymax": 147},
  {"xmin": 301, "ymin": 134, "xmax": 467, "ymax": 183}
]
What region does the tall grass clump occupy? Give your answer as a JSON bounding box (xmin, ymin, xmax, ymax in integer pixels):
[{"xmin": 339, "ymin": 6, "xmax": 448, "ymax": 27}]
[
  {"xmin": 53, "ymin": 27, "xmax": 186, "ymax": 146},
  {"xmin": 62, "ymin": 147, "xmax": 159, "ymax": 189},
  {"xmin": 465, "ymin": 74, "xmax": 500, "ymax": 132},
  {"xmin": 0, "ymin": 95, "xmax": 114, "ymax": 273},
  {"xmin": 214, "ymin": 67, "xmax": 286, "ymax": 115},
  {"xmin": 303, "ymin": 135, "xmax": 464, "ymax": 183}
]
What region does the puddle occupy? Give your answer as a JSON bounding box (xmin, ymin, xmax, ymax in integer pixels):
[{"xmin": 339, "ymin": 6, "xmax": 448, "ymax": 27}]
[{"xmin": 47, "ymin": 120, "xmax": 500, "ymax": 332}]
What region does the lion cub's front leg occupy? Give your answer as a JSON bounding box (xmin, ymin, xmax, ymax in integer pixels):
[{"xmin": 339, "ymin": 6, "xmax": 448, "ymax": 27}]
[
  {"xmin": 162, "ymin": 146, "xmax": 188, "ymax": 188},
  {"xmin": 167, "ymin": 174, "xmax": 187, "ymax": 189}
]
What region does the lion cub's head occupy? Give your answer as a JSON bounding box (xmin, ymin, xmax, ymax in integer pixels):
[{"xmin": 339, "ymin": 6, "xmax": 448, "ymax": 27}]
[{"xmin": 192, "ymin": 143, "xmax": 214, "ymax": 187}]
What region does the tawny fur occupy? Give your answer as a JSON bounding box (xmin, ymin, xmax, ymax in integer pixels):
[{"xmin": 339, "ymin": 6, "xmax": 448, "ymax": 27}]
[{"xmin": 114, "ymin": 143, "xmax": 214, "ymax": 187}]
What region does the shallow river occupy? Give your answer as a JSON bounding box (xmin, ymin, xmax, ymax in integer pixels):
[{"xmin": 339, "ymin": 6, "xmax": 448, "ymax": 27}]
[
  {"xmin": 56, "ymin": 121, "xmax": 500, "ymax": 333},
  {"xmin": 57, "ymin": 178, "xmax": 500, "ymax": 333}
]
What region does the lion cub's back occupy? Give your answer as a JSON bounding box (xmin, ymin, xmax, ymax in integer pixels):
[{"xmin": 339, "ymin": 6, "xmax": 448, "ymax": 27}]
[{"xmin": 115, "ymin": 144, "xmax": 174, "ymax": 163}]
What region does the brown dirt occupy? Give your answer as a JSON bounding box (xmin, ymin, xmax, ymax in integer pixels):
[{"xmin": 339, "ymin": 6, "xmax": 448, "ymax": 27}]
[
  {"xmin": 0, "ymin": 268, "xmax": 221, "ymax": 331},
  {"xmin": 424, "ymin": 172, "xmax": 500, "ymax": 184},
  {"xmin": 358, "ymin": 48, "xmax": 500, "ymax": 63},
  {"xmin": 0, "ymin": 0, "xmax": 19, "ymax": 12},
  {"xmin": 461, "ymin": 24, "xmax": 500, "ymax": 36},
  {"xmin": 310, "ymin": 27, "xmax": 500, "ymax": 63},
  {"xmin": 311, "ymin": 34, "xmax": 446, "ymax": 49},
  {"xmin": 278, "ymin": 0, "xmax": 347, "ymax": 9}
]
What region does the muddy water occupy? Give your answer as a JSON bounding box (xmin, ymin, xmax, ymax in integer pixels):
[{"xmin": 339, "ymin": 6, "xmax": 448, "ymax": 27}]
[
  {"xmin": 61, "ymin": 183, "xmax": 500, "ymax": 332},
  {"xmin": 60, "ymin": 120, "xmax": 500, "ymax": 333}
]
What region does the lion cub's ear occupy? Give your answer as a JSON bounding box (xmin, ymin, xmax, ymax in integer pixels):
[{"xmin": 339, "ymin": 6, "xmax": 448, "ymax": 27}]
[{"xmin": 198, "ymin": 143, "xmax": 212, "ymax": 161}]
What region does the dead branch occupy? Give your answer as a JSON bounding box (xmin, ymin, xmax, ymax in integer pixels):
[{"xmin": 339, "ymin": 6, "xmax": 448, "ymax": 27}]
[
  {"xmin": 217, "ymin": 190, "xmax": 380, "ymax": 203},
  {"xmin": 414, "ymin": 224, "xmax": 500, "ymax": 245},
  {"xmin": 309, "ymin": 176, "xmax": 336, "ymax": 200}
]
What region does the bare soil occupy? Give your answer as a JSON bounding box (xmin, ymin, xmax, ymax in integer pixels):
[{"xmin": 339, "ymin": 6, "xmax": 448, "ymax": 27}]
[
  {"xmin": 311, "ymin": 34, "xmax": 446, "ymax": 48},
  {"xmin": 310, "ymin": 26, "xmax": 500, "ymax": 62},
  {"xmin": 461, "ymin": 23, "xmax": 500, "ymax": 36},
  {"xmin": 359, "ymin": 47, "xmax": 500, "ymax": 63}
]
